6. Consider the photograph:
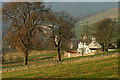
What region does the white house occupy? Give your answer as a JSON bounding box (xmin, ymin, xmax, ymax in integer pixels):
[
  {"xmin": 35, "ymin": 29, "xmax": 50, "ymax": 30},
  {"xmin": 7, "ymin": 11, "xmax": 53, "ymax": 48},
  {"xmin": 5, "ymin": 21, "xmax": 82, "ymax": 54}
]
[
  {"xmin": 77, "ymin": 37, "xmax": 102, "ymax": 54},
  {"xmin": 88, "ymin": 37, "xmax": 101, "ymax": 52}
]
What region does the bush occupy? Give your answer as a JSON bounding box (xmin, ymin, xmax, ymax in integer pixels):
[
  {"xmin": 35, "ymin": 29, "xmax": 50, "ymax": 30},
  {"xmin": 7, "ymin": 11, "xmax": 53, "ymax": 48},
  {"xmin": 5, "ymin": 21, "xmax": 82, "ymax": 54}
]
[{"xmin": 117, "ymin": 39, "xmax": 120, "ymax": 49}]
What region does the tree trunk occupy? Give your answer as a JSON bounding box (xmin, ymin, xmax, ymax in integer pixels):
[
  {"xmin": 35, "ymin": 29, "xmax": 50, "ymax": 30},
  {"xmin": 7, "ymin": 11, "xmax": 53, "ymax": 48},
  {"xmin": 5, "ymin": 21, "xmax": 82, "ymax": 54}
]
[
  {"xmin": 105, "ymin": 46, "xmax": 108, "ymax": 51},
  {"xmin": 106, "ymin": 49, "xmax": 108, "ymax": 51},
  {"xmin": 2, "ymin": 54, "xmax": 5, "ymax": 63},
  {"xmin": 102, "ymin": 44, "xmax": 105, "ymax": 52},
  {"xmin": 81, "ymin": 48, "xmax": 84, "ymax": 56},
  {"xmin": 57, "ymin": 46, "xmax": 61, "ymax": 61},
  {"xmin": 104, "ymin": 44, "xmax": 108, "ymax": 52},
  {"xmin": 24, "ymin": 50, "xmax": 28, "ymax": 66},
  {"xmin": 82, "ymin": 52, "xmax": 83, "ymax": 56}
]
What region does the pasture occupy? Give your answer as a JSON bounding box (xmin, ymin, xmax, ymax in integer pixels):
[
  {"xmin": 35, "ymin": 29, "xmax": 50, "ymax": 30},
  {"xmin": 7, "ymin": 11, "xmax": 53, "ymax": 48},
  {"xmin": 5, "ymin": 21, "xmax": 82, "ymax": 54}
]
[{"xmin": 2, "ymin": 50, "xmax": 119, "ymax": 78}]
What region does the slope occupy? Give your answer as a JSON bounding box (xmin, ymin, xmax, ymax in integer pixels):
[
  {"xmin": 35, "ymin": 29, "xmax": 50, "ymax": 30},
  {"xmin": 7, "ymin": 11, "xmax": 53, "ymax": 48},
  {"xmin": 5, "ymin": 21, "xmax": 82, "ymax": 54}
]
[
  {"xmin": 74, "ymin": 7, "xmax": 118, "ymax": 39},
  {"xmin": 2, "ymin": 52, "xmax": 118, "ymax": 78}
]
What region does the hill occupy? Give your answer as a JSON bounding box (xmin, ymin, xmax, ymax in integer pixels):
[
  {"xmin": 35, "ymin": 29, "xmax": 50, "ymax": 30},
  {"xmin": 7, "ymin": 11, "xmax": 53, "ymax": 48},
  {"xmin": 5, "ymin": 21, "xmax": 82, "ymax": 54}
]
[
  {"xmin": 2, "ymin": 50, "xmax": 119, "ymax": 78},
  {"xmin": 45, "ymin": 2, "xmax": 118, "ymax": 18},
  {"xmin": 78, "ymin": 7, "xmax": 118, "ymax": 25},
  {"xmin": 74, "ymin": 7, "xmax": 118, "ymax": 39}
]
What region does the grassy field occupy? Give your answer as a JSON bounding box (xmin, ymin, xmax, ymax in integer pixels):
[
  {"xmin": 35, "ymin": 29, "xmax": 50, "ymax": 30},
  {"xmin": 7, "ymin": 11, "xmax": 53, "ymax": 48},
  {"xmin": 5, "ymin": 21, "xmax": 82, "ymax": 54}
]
[
  {"xmin": 2, "ymin": 51, "xmax": 59, "ymax": 68},
  {"xmin": 2, "ymin": 50, "xmax": 119, "ymax": 78},
  {"xmin": 2, "ymin": 49, "xmax": 119, "ymax": 68}
]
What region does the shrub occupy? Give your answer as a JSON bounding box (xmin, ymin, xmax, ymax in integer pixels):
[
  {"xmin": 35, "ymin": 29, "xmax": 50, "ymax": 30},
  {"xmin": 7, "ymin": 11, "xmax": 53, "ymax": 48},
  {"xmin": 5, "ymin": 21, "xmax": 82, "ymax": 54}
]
[{"xmin": 117, "ymin": 39, "xmax": 120, "ymax": 49}]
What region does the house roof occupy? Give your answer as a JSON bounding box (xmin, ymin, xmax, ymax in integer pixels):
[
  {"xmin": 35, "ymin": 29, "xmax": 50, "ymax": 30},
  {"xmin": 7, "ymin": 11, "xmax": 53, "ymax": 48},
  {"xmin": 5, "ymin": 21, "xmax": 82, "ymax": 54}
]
[
  {"xmin": 79, "ymin": 36, "xmax": 117, "ymax": 49},
  {"xmin": 108, "ymin": 44, "xmax": 117, "ymax": 49},
  {"xmin": 88, "ymin": 41, "xmax": 101, "ymax": 49},
  {"xmin": 79, "ymin": 37, "xmax": 101, "ymax": 49},
  {"xmin": 79, "ymin": 38, "xmax": 92, "ymax": 45}
]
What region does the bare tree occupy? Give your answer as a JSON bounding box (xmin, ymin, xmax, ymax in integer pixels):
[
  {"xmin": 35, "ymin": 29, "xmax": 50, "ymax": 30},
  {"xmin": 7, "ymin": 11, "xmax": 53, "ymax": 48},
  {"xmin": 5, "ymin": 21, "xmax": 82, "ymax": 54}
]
[
  {"xmin": 93, "ymin": 18, "xmax": 117, "ymax": 52},
  {"xmin": 2, "ymin": 2, "xmax": 50, "ymax": 65},
  {"xmin": 44, "ymin": 11, "xmax": 77, "ymax": 61}
]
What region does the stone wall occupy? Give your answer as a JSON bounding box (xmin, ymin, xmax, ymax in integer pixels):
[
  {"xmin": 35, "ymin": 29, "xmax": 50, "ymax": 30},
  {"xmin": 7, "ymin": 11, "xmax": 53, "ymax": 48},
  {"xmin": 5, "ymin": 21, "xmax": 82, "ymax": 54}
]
[
  {"xmin": 64, "ymin": 52, "xmax": 82, "ymax": 58},
  {"xmin": 108, "ymin": 49, "xmax": 116, "ymax": 51},
  {"xmin": 64, "ymin": 51, "xmax": 95, "ymax": 58}
]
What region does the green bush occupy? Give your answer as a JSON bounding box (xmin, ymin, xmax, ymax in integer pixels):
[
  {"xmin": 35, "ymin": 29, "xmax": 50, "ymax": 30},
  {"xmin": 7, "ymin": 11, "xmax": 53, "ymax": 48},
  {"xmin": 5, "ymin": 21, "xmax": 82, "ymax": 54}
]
[{"xmin": 117, "ymin": 39, "xmax": 120, "ymax": 49}]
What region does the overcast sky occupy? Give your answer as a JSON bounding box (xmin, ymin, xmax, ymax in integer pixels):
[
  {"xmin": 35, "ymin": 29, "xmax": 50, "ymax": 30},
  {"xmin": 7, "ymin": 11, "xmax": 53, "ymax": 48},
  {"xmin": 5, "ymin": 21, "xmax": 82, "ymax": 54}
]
[
  {"xmin": 44, "ymin": 0, "xmax": 119, "ymax": 2},
  {"xmin": 0, "ymin": 0, "xmax": 120, "ymax": 2}
]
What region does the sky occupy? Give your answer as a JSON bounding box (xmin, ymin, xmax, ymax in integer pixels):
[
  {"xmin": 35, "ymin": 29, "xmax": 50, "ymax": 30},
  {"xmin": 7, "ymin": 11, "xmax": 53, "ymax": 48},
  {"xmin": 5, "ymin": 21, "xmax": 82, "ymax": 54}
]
[
  {"xmin": 0, "ymin": 0, "xmax": 120, "ymax": 2},
  {"xmin": 44, "ymin": 0, "xmax": 120, "ymax": 2}
]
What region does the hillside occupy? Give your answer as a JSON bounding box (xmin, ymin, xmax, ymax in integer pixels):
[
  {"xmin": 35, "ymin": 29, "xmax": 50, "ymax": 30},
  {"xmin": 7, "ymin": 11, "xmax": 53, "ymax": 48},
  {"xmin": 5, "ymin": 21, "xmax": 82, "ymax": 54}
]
[
  {"xmin": 74, "ymin": 7, "xmax": 118, "ymax": 39},
  {"xmin": 2, "ymin": 51, "xmax": 118, "ymax": 78},
  {"xmin": 45, "ymin": 2, "xmax": 118, "ymax": 18},
  {"xmin": 78, "ymin": 7, "xmax": 118, "ymax": 25}
]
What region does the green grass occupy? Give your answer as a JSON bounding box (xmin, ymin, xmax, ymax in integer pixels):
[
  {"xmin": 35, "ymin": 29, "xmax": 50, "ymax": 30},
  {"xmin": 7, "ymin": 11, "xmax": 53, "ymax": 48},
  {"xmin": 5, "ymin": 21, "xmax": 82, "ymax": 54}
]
[
  {"xmin": 2, "ymin": 64, "xmax": 23, "ymax": 68},
  {"xmin": 3, "ymin": 49, "xmax": 119, "ymax": 69},
  {"xmin": 2, "ymin": 53, "xmax": 57, "ymax": 69},
  {"xmin": 3, "ymin": 53, "xmax": 57, "ymax": 65},
  {"xmin": 2, "ymin": 53, "xmax": 118, "ymax": 78}
]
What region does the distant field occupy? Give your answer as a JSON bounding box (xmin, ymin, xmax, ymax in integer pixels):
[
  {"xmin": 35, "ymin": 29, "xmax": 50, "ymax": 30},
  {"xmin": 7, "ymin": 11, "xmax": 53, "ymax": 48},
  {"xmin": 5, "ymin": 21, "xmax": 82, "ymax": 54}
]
[{"xmin": 2, "ymin": 50, "xmax": 119, "ymax": 78}]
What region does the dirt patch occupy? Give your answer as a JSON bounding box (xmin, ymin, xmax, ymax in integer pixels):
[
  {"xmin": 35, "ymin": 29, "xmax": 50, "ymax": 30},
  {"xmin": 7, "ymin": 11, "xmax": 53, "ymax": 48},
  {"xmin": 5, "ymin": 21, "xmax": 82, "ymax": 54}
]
[
  {"xmin": 102, "ymin": 67, "xmax": 116, "ymax": 70},
  {"xmin": 63, "ymin": 73, "xmax": 80, "ymax": 76},
  {"xmin": 63, "ymin": 72, "xmax": 86, "ymax": 77}
]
